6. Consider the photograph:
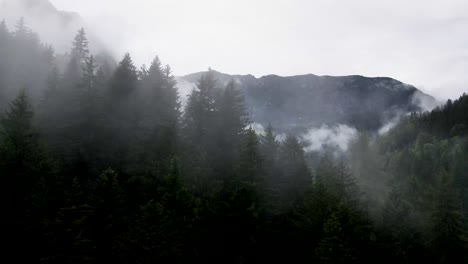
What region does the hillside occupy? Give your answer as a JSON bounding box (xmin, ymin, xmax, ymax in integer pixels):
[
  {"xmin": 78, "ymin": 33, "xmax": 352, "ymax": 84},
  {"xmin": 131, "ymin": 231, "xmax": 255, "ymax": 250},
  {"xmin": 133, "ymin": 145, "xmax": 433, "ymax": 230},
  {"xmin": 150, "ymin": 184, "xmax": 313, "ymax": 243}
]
[
  {"xmin": 178, "ymin": 71, "xmax": 437, "ymax": 132},
  {"xmin": 0, "ymin": 0, "xmax": 104, "ymax": 53}
]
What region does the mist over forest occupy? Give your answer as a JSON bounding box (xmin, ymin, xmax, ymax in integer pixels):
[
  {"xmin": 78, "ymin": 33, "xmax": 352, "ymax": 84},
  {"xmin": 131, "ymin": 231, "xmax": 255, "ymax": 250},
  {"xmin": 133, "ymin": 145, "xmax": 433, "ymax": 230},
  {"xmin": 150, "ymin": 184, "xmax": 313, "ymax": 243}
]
[{"xmin": 1, "ymin": 0, "xmax": 468, "ymax": 263}]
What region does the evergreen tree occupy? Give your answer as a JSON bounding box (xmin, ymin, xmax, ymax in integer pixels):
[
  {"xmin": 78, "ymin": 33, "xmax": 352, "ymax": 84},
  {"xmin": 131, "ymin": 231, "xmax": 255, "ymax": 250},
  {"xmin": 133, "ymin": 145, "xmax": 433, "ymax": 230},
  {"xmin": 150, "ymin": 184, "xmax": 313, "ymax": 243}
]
[
  {"xmin": 105, "ymin": 53, "xmax": 139, "ymax": 169},
  {"xmin": 123, "ymin": 159, "xmax": 194, "ymax": 263},
  {"xmin": 277, "ymin": 135, "xmax": 311, "ymax": 209},
  {"xmin": 182, "ymin": 70, "xmax": 218, "ymax": 150},
  {"xmin": 315, "ymin": 204, "xmax": 372, "ymax": 263},
  {"xmin": 0, "ymin": 91, "xmax": 55, "ymax": 260},
  {"xmin": 260, "ymin": 124, "xmax": 280, "ymax": 201},
  {"xmin": 45, "ymin": 177, "xmax": 96, "ymax": 263},
  {"xmin": 237, "ymin": 128, "xmax": 262, "ymax": 182},
  {"xmin": 110, "ymin": 53, "xmax": 138, "ymax": 98},
  {"xmin": 380, "ymin": 187, "xmax": 424, "ymax": 263},
  {"xmin": 0, "ymin": 20, "xmax": 10, "ymax": 107},
  {"xmin": 215, "ymin": 79, "xmax": 250, "ymax": 174},
  {"xmin": 90, "ymin": 168, "xmax": 126, "ymax": 261},
  {"xmin": 131, "ymin": 64, "xmax": 181, "ymax": 182},
  {"xmin": 72, "ymin": 28, "xmax": 90, "ymax": 62},
  {"xmin": 430, "ymin": 172, "xmax": 468, "ymax": 263},
  {"xmin": 181, "ymin": 70, "xmax": 220, "ymax": 194},
  {"xmin": 161, "ymin": 64, "xmax": 181, "ymax": 127},
  {"xmin": 0, "ymin": 19, "xmax": 8, "ymax": 43},
  {"xmin": 14, "ymin": 17, "xmax": 28, "ymax": 37},
  {"xmin": 81, "ymin": 55, "xmax": 97, "ymax": 93},
  {"xmin": 260, "ymin": 124, "xmax": 279, "ymax": 159},
  {"xmin": 214, "ymin": 129, "xmax": 263, "ymax": 261}
]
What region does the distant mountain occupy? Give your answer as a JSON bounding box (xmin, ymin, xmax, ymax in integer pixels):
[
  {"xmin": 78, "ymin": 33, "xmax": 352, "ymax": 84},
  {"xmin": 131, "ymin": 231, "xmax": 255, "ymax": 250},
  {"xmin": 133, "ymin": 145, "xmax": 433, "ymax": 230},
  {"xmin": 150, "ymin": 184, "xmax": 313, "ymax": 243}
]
[
  {"xmin": 178, "ymin": 71, "xmax": 438, "ymax": 133},
  {"xmin": 0, "ymin": 0, "xmax": 438, "ymax": 135},
  {"xmin": 0, "ymin": 0, "xmax": 104, "ymax": 53}
]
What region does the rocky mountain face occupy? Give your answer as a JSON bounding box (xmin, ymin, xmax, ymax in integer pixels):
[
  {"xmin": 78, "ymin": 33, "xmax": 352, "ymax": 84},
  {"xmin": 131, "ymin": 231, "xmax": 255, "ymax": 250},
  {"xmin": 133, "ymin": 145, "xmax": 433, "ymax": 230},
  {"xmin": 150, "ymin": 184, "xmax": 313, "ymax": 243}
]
[{"xmin": 178, "ymin": 71, "xmax": 437, "ymax": 133}]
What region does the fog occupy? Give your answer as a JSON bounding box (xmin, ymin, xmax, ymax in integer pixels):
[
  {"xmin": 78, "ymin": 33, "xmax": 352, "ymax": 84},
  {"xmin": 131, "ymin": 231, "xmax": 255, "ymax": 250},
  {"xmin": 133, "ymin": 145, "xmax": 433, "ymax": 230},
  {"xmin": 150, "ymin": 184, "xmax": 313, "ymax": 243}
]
[
  {"xmin": 1, "ymin": 1, "xmax": 468, "ymax": 262},
  {"xmin": 31, "ymin": 0, "xmax": 468, "ymax": 100},
  {"xmin": 302, "ymin": 124, "xmax": 358, "ymax": 152}
]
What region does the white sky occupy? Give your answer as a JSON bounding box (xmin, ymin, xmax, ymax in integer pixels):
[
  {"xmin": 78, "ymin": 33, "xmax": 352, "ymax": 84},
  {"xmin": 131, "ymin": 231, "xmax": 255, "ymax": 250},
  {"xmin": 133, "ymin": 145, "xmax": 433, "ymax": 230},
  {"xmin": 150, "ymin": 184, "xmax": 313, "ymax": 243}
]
[{"xmin": 18, "ymin": 1, "xmax": 468, "ymax": 99}]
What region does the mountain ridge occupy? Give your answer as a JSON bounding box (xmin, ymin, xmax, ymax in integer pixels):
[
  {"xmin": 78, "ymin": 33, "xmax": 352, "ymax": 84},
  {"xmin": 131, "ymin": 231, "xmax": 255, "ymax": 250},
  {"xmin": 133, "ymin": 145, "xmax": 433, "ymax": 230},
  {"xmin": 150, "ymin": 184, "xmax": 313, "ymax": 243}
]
[{"xmin": 177, "ymin": 70, "xmax": 437, "ymax": 133}]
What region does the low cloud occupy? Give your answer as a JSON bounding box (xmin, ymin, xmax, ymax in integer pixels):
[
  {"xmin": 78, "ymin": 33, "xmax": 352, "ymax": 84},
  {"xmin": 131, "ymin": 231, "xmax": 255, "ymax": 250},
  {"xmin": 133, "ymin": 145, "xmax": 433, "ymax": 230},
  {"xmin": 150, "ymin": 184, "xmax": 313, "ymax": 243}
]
[
  {"xmin": 411, "ymin": 90, "xmax": 440, "ymax": 112},
  {"xmin": 301, "ymin": 124, "xmax": 358, "ymax": 152},
  {"xmin": 250, "ymin": 123, "xmax": 265, "ymax": 135},
  {"xmin": 378, "ymin": 115, "xmax": 402, "ymax": 135},
  {"xmin": 175, "ymin": 78, "xmax": 196, "ymax": 107},
  {"xmin": 250, "ymin": 123, "xmax": 287, "ymax": 142}
]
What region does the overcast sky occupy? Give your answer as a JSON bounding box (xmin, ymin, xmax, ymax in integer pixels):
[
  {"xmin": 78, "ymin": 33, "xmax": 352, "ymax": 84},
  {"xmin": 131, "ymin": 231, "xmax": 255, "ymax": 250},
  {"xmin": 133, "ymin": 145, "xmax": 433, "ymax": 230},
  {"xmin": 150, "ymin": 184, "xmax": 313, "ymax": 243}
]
[{"xmin": 20, "ymin": 1, "xmax": 468, "ymax": 99}]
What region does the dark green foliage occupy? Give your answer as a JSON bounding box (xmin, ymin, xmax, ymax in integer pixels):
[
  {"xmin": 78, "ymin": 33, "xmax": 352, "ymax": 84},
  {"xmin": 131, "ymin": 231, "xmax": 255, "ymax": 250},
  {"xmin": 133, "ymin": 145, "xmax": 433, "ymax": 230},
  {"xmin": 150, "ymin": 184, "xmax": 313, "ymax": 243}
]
[
  {"xmin": 0, "ymin": 22, "xmax": 467, "ymax": 263},
  {"xmin": 430, "ymin": 172, "xmax": 468, "ymax": 263},
  {"xmin": 122, "ymin": 159, "xmax": 194, "ymax": 263},
  {"xmin": 276, "ymin": 135, "xmax": 311, "ymax": 210},
  {"xmin": 0, "ymin": 91, "xmax": 56, "ymax": 261}
]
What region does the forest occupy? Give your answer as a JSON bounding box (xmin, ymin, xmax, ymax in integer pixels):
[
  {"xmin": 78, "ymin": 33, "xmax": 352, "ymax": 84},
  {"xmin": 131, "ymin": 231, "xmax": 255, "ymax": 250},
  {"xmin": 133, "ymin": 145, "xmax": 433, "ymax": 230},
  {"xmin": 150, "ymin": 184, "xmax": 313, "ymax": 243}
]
[{"xmin": 1, "ymin": 19, "xmax": 467, "ymax": 263}]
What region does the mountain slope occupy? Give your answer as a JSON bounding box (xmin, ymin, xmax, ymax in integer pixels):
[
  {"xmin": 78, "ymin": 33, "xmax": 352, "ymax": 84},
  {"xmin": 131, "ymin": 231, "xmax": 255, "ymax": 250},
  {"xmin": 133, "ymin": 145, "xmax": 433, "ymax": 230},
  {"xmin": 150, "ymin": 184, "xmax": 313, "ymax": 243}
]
[
  {"xmin": 178, "ymin": 71, "xmax": 437, "ymax": 132},
  {"xmin": 0, "ymin": 0, "xmax": 104, "ymax": 52}
]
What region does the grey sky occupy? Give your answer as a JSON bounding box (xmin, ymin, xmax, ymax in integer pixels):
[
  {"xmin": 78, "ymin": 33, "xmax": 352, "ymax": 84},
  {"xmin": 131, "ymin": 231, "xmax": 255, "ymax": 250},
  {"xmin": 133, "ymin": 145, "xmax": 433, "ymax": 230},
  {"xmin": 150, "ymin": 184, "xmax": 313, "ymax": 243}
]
[{"xmin": 10, "ymin": 0, "xmax": 468, "ymax": 99}]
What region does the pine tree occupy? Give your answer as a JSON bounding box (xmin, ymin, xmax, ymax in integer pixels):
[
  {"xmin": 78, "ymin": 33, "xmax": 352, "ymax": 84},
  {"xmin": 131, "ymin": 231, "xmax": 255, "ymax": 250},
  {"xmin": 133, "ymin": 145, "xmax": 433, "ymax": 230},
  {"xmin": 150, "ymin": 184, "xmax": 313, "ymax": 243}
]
[
  {"xmin": 110, "ymin": 53, "xmax": 138, "ymax": 98},
  {"xmin": 81, "ymin": 55, "xmax": 97, "ymax": 93},
  {"xmin": 77, "ymin": 54, "xmax": 107, "ymax": 166},
  {"xmin": 146, "ymin": 56, "xmax": 164, "ymax": 87},
  {"xmin": 131, "ymin": 61, "xmax": 181, "ymax": 182},
  {"xmin": 315, "ymin": 209, "xmax": 351, "ymax": 263},
  {"xmin": 237, "ymin": 128, "xmax": 262, "ymax": 182},
  {"xmin": 72, "ymin": 28, "xmax": 90, "ymax": 62},
  {"xmin": 13, "ymin": 18, "xmax": 39, "ymax": 46},
  {"xmin": 102, "ymin": 53, "xmax": 140, "ymax": 171},
  {"xmin": 216, "ymin": 129, "xmax": 263, "ymax": 261},
  {"xmin": 430, "ymin": 172, "xmax": 468, "ymax": 262},
  {"xmin": 43, "ymin": 45, "xmax": 55, "ymax": 66},
  {"xmin": 0, "ymin": 19, "xmax": 9, "ymax": 45},
  {"xmin": 215, "ymin": 79, "xmax": 250, "ymax": 173},
  {"xmin": 63, "ymin": 55, "xmax": 82, "ymax": 89},
  {"xmin": 182, "ymin": 70, "xmax": 218, "ymax": 149},
  {"xmin": 218, "ymin": 79, "xmax": 249, "ymax": 141},
  {"xmin": 124, "ymin": 159, "xmax": 194, "ymax": 263},
  {"xmin": 139, "ymin": 56, "xmax": 180, "ymax": 131},
  {"xmin": 277, "ymin": 135, "xmax": 311, "ymax": 209},
  {"xmin": 14, "ymin": 17, "xmax": 28, "ymax": 37},
  {"xmin": 260, "ymin": 124, "xmax": 279, "ymax": 156},
  {"xmin": 45, "ymin": 177, "xmax": 96, "ymax": 263},
  {"xmin": 181, "ymin": 70, "xmax": 220, "ymax": 193},
  {"xmin": 380, "ymin": 187, "xmax": 423, "ymax": 263},
  {"xmin": 349, "ymin": 132, "xmax": 390, "ymax": 212},
  {"xmin": 315, "ymin": 205, "xmax": 371, "ymax": 263},
  {"xmin": 161, "ymin": 64, "xmax": 180, "ymax": 127},
  {"xmin": 0, "ymin": 20, "xmax": 10, "ymax": 107},
  {"xmin": 91, "ymin": 168, "xmax": 126, "ymax": 261},
  {"xmin": 0, "ymin": 91, "xmax": 55, "ymax": 261},
  {"xmin": 260, "ymin": 124, "xmax": 280, "ymax": 195}
]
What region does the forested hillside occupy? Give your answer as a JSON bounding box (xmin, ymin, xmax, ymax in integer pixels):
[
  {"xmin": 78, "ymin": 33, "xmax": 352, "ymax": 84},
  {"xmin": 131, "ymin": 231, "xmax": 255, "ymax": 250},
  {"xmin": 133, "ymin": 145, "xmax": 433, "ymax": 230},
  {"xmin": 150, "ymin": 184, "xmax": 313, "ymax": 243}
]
[{"xmin": 0, "ymin": 19, "xmax": 467, "ymax": 263}]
